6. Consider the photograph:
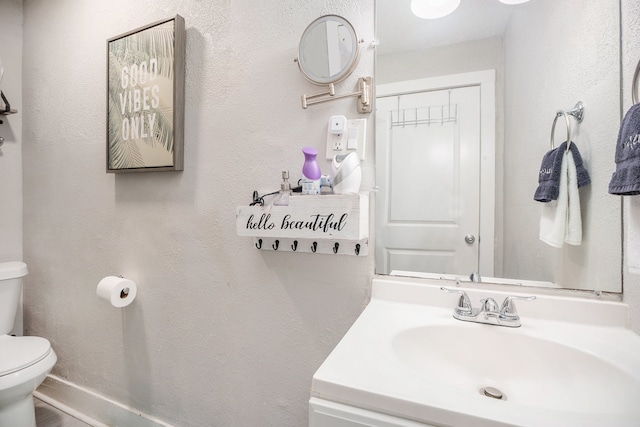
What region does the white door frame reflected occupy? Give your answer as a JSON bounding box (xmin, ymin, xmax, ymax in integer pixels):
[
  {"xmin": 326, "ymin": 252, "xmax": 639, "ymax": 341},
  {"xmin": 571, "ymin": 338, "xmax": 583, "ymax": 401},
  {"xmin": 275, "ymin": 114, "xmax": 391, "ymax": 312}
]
[{"xmin": 376, "ymin": 69, "xmax": 496, "ymax": 277}]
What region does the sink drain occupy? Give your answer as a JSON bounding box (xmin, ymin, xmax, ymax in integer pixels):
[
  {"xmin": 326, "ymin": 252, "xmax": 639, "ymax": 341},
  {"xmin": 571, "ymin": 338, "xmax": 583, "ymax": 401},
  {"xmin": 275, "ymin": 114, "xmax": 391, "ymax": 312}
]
[{"xmin": 480, "ymin": 386, "xmax": 506, "ymax": 400}]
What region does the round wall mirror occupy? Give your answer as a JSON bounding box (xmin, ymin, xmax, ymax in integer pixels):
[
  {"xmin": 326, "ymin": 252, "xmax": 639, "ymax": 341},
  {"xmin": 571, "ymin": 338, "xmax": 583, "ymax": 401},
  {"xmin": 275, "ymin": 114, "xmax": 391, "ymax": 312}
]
[{"xmin": 297, "ymin": 15, "xmax": 361, "ymax": 85}]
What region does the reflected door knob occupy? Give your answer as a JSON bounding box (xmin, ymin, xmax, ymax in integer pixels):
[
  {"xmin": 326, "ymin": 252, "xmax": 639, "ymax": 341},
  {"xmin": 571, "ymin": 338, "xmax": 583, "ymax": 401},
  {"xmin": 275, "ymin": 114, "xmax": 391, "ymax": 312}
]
[{"xmin": 464, "ymin": 234, "xmax": 476, "ymax": 244}]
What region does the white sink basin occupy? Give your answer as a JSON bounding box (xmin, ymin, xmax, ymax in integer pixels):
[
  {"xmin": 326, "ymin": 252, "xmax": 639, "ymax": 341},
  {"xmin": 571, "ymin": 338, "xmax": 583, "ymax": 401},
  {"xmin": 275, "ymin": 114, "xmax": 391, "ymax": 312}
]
[
  {"xmin": 311, "ymin": 277, "xmax": 640, "ymax": 427},
  {"xmin": 393, "ymin": 324, "xmax": 640, "ymax": 414}
]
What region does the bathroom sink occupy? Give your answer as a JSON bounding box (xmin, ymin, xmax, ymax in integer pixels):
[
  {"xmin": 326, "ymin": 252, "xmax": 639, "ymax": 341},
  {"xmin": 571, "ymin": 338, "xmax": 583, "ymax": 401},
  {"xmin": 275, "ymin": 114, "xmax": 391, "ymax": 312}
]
[
  {"xmin": 311, "ymin": 277, "xmax": 640, "ymax": 427},
  {"xmin": 392, "ymin": 324, "xmax": 640, "ymax": 414}
]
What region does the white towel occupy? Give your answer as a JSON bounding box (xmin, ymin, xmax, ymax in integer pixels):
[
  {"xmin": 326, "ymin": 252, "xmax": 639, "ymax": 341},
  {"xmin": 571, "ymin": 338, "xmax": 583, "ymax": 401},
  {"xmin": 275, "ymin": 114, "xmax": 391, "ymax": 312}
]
[
  {"xmin": 540, "ymin": 152, "xmax": 568, "ymax": 247},
  {"xmin": 564, "ymin": 153, "xmax": 582, "ymax": 245},
  {"xmin": 627, "ymin": 197, "xmax": 640, "ymax": 275},
  {"xmin": 540, "ymin": 150, "xmax": 582, "ymax": 247}
]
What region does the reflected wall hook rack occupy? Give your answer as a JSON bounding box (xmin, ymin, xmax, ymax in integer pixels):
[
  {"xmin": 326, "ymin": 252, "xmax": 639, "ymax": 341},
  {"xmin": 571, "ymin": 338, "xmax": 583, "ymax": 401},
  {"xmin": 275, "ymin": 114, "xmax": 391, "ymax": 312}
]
[
  {"xmin": 301, "ymin": 77, "xmax": 373, "ymax": 114},
  {"xmin": 391, "ymin": 94, "xmax": 458, "ymax": 128}
]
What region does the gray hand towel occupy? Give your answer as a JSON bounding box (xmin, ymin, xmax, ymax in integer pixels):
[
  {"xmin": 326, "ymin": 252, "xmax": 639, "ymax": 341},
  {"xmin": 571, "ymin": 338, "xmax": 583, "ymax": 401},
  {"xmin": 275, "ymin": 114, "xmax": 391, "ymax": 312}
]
[
  {"xmin": 534, "ymin": 141, "xmax": 590, "ymax": 202},
  {"xmin": 534, "ymin": 146, "xmax": 563, "ymax": 202},
  {"xmin": 568, "ymin": 141, "xmax": 591, "ymax": 189},
  {"xmin": 608, "ymin": 103, "xmax": 640, "ymax": 195}
]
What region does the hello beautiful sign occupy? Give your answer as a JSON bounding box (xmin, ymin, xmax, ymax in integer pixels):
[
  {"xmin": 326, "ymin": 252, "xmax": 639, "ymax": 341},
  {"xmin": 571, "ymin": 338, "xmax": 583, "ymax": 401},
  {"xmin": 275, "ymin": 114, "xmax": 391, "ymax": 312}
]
[{"xmin": 236, "ymin": 193, "xmax": 368, "ymax": 240}]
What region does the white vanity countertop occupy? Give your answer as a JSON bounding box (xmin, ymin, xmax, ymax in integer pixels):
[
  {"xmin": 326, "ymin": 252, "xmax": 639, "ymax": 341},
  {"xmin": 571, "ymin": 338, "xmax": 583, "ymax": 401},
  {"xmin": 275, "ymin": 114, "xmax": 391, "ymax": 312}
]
[{"xmin": 311, "ymin": 277, "xmax": 640, "ymax": 427}]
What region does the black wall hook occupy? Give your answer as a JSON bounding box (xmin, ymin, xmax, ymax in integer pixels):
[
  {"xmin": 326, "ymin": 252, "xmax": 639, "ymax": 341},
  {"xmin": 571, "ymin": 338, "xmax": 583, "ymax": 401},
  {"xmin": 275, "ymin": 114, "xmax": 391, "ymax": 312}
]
[
  {"xmin": 311, "ymin": 242, "xmax": 318, "ymax": 253},
  {"xmin": 291, "ymin": 240, "xmax": 298, "ymax": 251},
  {"xmin": 355, "ymin": 243, "xmax": 361, "ymax": 256},
  {"xmin": 333, "ymin": 242, "xmax": 340, "ymax": 254},
  {"xmin": 255, "ymin": 239, "xmax": 263, "ymax": 249},
  {"xmin": 272, "ymin": 240, "xmax": 280, "ymax": 250}
]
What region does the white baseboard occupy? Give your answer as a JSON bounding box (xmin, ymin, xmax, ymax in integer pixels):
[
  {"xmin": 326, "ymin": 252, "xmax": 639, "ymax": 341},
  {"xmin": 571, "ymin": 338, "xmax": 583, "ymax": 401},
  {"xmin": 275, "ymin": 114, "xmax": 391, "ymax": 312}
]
[
  {"xmin": 34, "ymin": 392, "xmax": 109, "ymax": 427},
  {"xmin": 35, "ymin": 374, "xmax": 176, "ymax": 427}
]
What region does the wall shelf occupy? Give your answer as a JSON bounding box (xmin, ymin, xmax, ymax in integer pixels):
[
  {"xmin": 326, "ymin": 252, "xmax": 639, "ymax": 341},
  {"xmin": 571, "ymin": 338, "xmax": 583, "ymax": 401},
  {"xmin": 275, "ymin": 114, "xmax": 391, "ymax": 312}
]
[{"xmin": 236, "ymin": 192, "xmax": 369, "ymax": 256}]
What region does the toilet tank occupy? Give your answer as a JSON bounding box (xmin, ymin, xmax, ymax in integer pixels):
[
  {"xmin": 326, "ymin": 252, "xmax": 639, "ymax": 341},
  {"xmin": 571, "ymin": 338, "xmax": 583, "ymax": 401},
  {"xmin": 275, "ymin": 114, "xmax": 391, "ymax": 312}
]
[{"xmin": 0, "ymin": 262, "xmax": 28, "ymax": 335}]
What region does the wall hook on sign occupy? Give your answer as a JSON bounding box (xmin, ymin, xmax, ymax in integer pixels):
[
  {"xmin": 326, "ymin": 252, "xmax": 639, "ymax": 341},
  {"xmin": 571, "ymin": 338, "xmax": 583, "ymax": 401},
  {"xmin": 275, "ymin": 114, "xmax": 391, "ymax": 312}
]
[{"xmin": 250, "ymin": 238, "xmax": 368, "ymax": 257}]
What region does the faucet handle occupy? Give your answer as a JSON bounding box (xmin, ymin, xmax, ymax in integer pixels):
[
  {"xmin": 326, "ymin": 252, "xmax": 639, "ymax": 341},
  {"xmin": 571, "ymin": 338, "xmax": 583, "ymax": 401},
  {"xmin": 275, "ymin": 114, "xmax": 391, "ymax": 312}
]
[
  {"xmin": 500, "ymin": 295, "xmax": 536, "ymax": 320},
  {"xmin": 441, "ymin": 287, "xmax": 473, "ymax": 316}
]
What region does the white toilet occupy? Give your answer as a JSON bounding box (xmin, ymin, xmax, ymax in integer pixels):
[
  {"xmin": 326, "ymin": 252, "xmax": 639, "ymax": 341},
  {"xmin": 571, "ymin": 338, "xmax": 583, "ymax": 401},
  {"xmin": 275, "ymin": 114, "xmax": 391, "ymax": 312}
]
[{"xmin": 0, "ymin": 262, "xmax": 57, "ymax": 427}]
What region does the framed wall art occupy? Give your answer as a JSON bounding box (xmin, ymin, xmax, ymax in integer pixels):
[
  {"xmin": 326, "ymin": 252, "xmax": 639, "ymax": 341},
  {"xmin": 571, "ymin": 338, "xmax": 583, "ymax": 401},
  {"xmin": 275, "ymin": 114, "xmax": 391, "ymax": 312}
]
[{"xmin": 106, "ymin": 15, "xmax": 185, "ymax": 173}]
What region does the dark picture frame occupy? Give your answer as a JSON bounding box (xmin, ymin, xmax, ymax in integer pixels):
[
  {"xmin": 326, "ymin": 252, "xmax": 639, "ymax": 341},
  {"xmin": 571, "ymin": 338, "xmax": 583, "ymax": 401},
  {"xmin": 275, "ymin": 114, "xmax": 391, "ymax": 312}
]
[{"xmin": 106, "ymin": 15, "xmax": 185, "ymax": 173}]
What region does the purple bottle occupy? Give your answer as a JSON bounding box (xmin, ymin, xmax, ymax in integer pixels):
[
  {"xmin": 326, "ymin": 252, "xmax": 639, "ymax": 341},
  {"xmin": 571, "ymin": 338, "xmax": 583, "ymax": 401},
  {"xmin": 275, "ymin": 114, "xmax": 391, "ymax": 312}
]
[
  {"xmin": 302, "ymin": 147, "xmax": 322, "ymax": 194},
  {"xmin": 302, "ymin": 147, "xmax": 321, "ymax": 180}
]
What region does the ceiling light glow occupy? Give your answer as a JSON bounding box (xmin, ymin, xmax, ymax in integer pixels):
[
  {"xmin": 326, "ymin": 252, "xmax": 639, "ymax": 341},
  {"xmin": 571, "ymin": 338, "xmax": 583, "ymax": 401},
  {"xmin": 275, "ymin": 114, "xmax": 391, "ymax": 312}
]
[{"xmin": 410, "ymin": 0, "xmax": 461, "ymax": 19}]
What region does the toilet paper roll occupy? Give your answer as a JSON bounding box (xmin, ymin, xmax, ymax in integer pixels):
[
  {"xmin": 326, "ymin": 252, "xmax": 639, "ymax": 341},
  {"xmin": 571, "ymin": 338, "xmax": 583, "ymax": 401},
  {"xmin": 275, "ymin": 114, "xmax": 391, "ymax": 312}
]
[{"xmin": 97, "ymin": 276, "xmax": 137, "ymax": 308}]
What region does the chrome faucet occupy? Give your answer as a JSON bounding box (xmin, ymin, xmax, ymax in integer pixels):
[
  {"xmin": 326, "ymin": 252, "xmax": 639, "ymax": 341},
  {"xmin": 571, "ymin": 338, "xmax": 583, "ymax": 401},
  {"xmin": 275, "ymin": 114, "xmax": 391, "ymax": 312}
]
[{"xmin": 441, "ymin": 287, "xmax": 536, "ymax": 327}]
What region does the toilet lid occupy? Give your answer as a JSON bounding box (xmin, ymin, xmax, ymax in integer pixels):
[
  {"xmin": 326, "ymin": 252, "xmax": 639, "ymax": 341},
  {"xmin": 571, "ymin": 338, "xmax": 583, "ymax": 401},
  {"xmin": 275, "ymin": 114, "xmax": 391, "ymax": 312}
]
[{"xmin": 0, "ymin": 335, "xmax": 51, "ymax": 377}]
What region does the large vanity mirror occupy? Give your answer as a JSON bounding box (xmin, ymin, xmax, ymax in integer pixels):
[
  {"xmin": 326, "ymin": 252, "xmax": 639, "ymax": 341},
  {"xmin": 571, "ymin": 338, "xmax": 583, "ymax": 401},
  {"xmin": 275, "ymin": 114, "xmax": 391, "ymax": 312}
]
[{"xmin": 374, "ymin": 0, "xmax": 623, "ymax": 292}]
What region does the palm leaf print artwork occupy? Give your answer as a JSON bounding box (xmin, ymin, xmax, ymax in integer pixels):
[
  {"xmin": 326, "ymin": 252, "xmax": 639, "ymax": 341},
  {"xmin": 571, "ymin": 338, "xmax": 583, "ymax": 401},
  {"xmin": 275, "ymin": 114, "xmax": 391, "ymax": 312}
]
[{"xmin": 107, "ymin": 16, "xmax": 184, "ymax": 172}]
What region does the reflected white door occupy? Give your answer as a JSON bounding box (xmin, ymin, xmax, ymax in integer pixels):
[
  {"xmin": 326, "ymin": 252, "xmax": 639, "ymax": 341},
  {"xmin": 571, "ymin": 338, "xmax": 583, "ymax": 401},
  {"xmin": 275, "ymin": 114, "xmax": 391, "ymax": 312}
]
[{"xmin": 376, "ymin": 85, "xmax": 482, "ymax": 275}]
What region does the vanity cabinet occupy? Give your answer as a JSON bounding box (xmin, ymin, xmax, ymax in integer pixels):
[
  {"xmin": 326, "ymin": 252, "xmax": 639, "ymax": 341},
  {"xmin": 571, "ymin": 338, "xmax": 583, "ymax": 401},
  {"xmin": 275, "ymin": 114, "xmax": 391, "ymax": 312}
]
[{"xmin": 310, "ymin": 398, "xmax": 437, "ymax": 427}]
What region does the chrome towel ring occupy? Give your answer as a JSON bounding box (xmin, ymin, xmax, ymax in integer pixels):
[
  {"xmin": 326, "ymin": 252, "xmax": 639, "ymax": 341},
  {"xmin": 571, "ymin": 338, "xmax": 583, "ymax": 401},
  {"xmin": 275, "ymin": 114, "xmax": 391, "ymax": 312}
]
[
  {"xmin": 551, "ymin": 111, "xmax": 572, "ymax": 151},
  {"xmin": 633, "ymin": 58, "xmax": 640, "ymax": 105},
  {"xmin": 550, "ymin": 101, "xmax": 585, "ymax": 152}
]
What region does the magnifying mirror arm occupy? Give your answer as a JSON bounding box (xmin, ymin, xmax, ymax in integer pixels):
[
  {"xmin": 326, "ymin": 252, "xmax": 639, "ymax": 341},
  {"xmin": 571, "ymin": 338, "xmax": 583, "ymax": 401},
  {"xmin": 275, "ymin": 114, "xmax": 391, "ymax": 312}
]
[
  {"xmin": 301, "ymin": 76, "xmax": 373, "ymax": 113},
  {"xmin": 301, "ymin": 84, "xmax": 336, "ymax": 108}
]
